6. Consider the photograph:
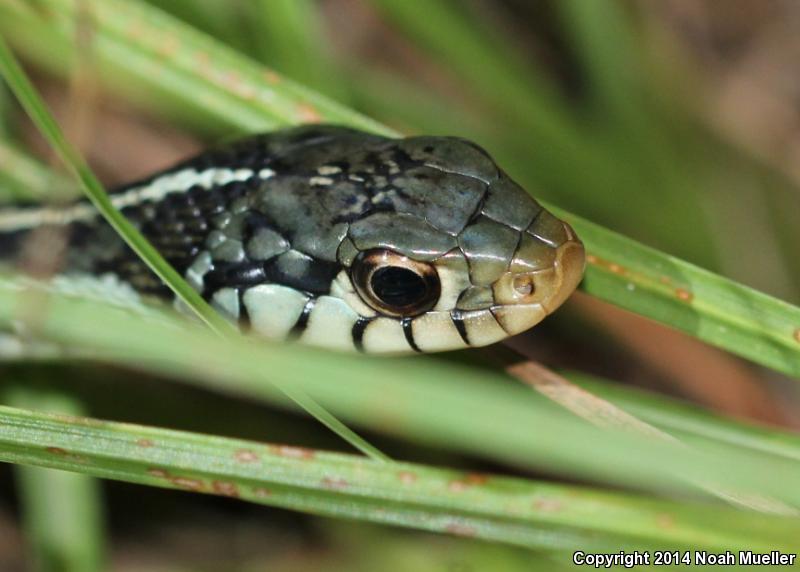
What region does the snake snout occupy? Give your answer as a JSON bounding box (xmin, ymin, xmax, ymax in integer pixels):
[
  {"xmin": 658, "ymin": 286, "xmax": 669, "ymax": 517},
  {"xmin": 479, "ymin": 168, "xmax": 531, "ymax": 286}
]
[
  {"xmin": 491, "ymin": 221, "xmax": 585, "ymax": 332},
  {"xmin": 541, "ymin": 232, "xmax": 585, "ymax": 313}
]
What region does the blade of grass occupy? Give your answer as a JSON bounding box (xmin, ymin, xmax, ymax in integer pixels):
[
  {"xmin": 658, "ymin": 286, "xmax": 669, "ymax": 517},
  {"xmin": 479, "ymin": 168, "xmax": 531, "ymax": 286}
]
[
  {"xmin": 1, "ymin": 280, "xmax": 799, "ymax": 508},
  {"xmin": 553, "ymin": 0, "xmax": 640, "ymax": 121},
  {"xmin": 563, "ymin": 370, "xmax": 800, "ymax": 463},
  {"xmin": 0, "ymin": 35, "xmax": 387, "ymax": 462},
  {"xmin": 0, "ymin": 0, "xmax": 390, "ymax": 136},
  {"xmin": 248, "ymin": 0, "xmax": 348, "ymax": 100},
  {"xmin": 367, "ymin": 0, "xmax": 574, "ymax": 144},
  {"xmin": 148, "ymin": 0, "xmax": 250, "ymax": 53},
  {"xmin": 0, "ymin": 140, "xmax": 76, "ymax": 202},
  {"xmin": 506, "ymin": 359, "xmax": 794, "ymax": 514},
  {"xmin": 4, "ymin": 0, "xmax": 797, "ymax": 379},
  {"xmin": 0, "ymin": 404, "xmax": 797, "ymax": 551},
  {"xmin": 551, "ymin": 0, "xmax": 724, "ymax": 270},
  {"xmin": 5, "ymin": 388, "xmax": 105, "ymax": 572},
  {"xmin": 550, "ymin": 206, "xmax": 800, "ymax": 378}
]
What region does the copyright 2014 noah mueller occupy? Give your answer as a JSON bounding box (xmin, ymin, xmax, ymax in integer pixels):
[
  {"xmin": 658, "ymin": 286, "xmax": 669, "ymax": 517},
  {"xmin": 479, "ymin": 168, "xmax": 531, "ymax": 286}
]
[{"xmin": 572, "ymin": 550, "xmax": 797, "ymax": 567}]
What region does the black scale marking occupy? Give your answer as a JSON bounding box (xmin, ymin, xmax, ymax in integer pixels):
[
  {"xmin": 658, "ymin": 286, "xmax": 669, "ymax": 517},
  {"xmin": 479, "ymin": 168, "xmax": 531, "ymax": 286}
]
[
  {"xmin": 402, "ymin": 317, "xmax": 422, "ymax": 353},
  {"xmin": 351, "ymin": 317, "xmax": 373, "ymax": 353},
  {"xmin": 288, "ymin": 297, "xmax": 316, "ymax": 340},
  {"xmin": 450, "ymin": 310, "xmax": 471, "ymax": 346}
]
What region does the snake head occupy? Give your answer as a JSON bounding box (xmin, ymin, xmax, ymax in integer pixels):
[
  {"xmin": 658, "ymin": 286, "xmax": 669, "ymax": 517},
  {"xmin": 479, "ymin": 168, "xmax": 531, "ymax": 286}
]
[
  {"xmin": 324, "ymin": 133, "xmax": 586, "ymax": 354},
  {"xmin": 198, "ymin": 126, "xmax": 584, "ymax": 354}
]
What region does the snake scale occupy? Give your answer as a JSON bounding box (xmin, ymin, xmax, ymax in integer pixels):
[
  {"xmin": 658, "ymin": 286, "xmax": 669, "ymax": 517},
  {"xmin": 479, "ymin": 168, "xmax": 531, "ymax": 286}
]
[{"xmin": 0, "ymin": 125, "xmax": 585, "ymax": 354}]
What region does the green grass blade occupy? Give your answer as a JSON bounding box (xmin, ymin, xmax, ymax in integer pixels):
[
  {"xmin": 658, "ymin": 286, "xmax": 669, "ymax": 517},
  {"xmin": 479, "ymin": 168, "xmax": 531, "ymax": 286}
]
[
  {"xmin": 149, "ymin": 0, "xmax": 250, "ymax": 53},
  {"xmin": 564, "ymin": 371, "xmax": 800, "ymax": 463},
  {"xmin": 553, "ymin": 0, "xmax": 640, "ymax": 121},
  {"xmin": 248, "ymin": 0, "xmax": 348, "ymax": 100},
  {"xmin": 0, "ymin": 140, "xmax": 76, "ymax": 202},
  {"xmin": 1, "ymin": 281, "xmax": 799, "ymax": 508},
  {"xmin": 367, "ymin": 0, "xmax": 573, "ymax": 143},
  {"xmin": 0, "ymin": 0, "xmax": 389, "ymax": 136},
  {"xmin": 6, "ymin": 389, "xmax": 105, "ymax": 572},
  {"xmin": 0, "ymin": 403, "xmax": 796, "ymax": 551},
  {"xmin": 552, "ymin": 207, "xmax": 800, "ymax": 378}
]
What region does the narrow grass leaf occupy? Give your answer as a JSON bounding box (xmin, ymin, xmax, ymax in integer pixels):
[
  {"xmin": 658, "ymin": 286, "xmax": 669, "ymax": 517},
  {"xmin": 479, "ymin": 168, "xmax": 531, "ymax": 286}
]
[
  {"xmin": 552, "ymin": 207, "xmax": 800, "ymax": 378},
  {"xmin": 248, "ymin": 0, "xmax": 348, "ymax": 100},
  {"xmin": 5, "ymin": 388, "xmax": 106, "ymax": 572},
  {"xmin": 0, "ymin": 140, "xmax": 76, "ymax": 202},
  {"xmin": 0, "ymin": 404, "xmax": 797, "ymax": 551},
  {"xmin": 1, "ymin": 282, "xmax": 799, "ymax": 508},
  {"xmin": 0, "ymin": 0, "xmax": 390, "ymax": 136},
  {"xmin": 565, "ymin": 371, "xmax": 800, "ymax": 463}
]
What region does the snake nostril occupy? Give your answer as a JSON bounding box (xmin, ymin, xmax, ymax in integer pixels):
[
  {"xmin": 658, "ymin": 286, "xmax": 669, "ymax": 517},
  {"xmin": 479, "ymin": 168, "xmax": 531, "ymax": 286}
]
[{"xmin": 512, "ymin": 275, "xmax": 535, "ymax": 297}]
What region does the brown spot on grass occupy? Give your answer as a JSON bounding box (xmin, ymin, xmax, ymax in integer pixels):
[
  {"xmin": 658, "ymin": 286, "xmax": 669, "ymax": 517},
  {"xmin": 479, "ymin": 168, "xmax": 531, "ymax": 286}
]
[
  {"xmin": 264, "ymin": 70, "xmax": 281, "ymax": 84},
  {"xmin": 212, "ymin": 480, "xmax": 239, "ymax": 497},
  {"xmin": 448, "ymin": 473, "xmax": 489, "ymax": 492},
  {"xmin": 660, "ymin": 276, "xmax": 672, "ymax": 285},
  {"xmin": 253, "ymin": 487, "xmax": 272, "ymax": 498},
  {"xmin": 321, "ymin": 477, "xmax": 349, "ymax": 490},
  {"xmin": 270, "ymin": 445, "xmax": 315, "ymax": 459},
  {"xmin": 296, "ymin": 103, "xmax": 322, "ymax": 122},
  {"xmin": 585, "ymin": 254, "xmax": 626, "ymax": 275},
  {"xmin": 219, "ymin": 71, "xmax": 244, "ymax": 94},
  {"xmin": 194, "ymin": 51, "xmax": 210, "ymax": 67},
  {"xmin": 448, "ymin": 480, "xmax": 469, "ymax": 492},
  {"xmin": 233, "ymin": 82, "xmax": 257, "ymax": 100},
  {"xmin": 125, "ymin": 21, "xmax": 145, "ymax": 41},
  {"xmin": 170, "ymin": 476, "xmax": 206, "ymax": 492},
  {"xmin": 656, "ymin": 513, "xmax": 675, "ymax": 529},
  {"xmin": 157, "ymin": 36, "xmax": 179, "ymax": 58},
  {"xmin": 675, "ymin": 288, "xmax": 693, "ymax": 303},
  {"xmin": 444, "ymin": 522, "xmax": 477, "ymax": 537},
  {"xmin": 533, "ymin": 498, "xmax": 563, "ymax": 512},
  {"xmin": 136, "ymin": 438, "xmax": 154, "ymax": 448},
  {"xmin": 398, "ymin": 471, "xmax": 417, "ymax": 484},
  {"xmin": 794, "ymin": 329, "xmax": 800, "ymax": 344},
  {"xmin": 464, "ymin": 473, "xmax": 488, "ymax": 485},
  {"xmin": 44, "ymin": 447, "xmax": 88, "ymax": 462},
  {"xmin": 234, "ymin": 449, "xmax": 259, "ymax": 463},
  {"xmin": 148, "ymin": 468, "xmax": 205, "ymax": 492}
]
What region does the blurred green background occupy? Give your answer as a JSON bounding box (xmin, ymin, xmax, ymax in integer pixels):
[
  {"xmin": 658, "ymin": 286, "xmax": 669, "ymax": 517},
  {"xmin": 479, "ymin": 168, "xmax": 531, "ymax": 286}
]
[{"xmin": 1, "ymin": 0, "xmax": 799, "ymax": 570}]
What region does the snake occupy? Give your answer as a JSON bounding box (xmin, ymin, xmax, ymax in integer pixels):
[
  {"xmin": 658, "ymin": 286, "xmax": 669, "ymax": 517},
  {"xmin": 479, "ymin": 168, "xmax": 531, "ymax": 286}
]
[{"xmin": 0, "ymin": 125, "xmax": 585, "ymax": 354}]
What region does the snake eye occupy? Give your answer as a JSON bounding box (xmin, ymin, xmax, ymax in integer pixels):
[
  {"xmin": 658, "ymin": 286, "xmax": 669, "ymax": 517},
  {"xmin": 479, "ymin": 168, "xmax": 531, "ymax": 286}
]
[{"xmin": 351, "ymin": 249, "xmax": 440, "ymax": 317}]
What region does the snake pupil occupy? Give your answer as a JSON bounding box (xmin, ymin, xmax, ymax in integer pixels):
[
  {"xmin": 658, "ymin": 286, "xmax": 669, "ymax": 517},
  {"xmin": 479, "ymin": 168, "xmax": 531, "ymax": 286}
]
[{"xmin": 370, "ymin": 266, "xmax": 427, "ymax": 308}]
